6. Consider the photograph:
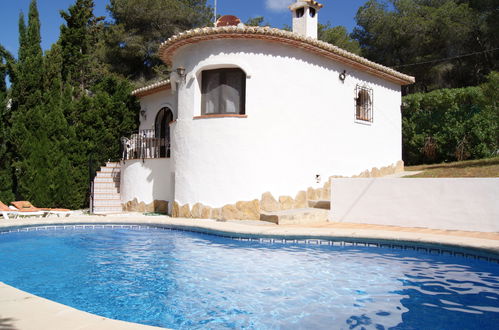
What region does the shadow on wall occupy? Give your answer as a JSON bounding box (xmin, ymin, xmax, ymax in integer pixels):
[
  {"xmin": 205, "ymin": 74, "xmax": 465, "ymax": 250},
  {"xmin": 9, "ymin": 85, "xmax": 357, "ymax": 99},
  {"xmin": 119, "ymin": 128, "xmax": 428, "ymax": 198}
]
[
  {"xmin": 122, "ymin": 159, "xmax": 173, "ymax": 214},
  {"xmin": 0, "ymin": 316, "xmax": 18, "ymax": 330}
]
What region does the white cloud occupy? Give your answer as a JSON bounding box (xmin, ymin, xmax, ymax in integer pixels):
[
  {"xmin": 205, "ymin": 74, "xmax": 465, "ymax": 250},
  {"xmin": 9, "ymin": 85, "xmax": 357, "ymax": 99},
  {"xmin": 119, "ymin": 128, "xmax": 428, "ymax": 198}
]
[{"xmin": 265, "ymin": 0, "xmax": 294, "ymax": 12}]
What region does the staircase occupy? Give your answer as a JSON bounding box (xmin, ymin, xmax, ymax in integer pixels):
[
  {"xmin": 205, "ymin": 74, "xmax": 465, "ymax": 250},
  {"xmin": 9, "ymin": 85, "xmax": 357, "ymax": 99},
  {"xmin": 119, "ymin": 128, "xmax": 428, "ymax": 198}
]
[{"xmin": 92, "ymin": 162, "xmax": 122, "ymax": 214}]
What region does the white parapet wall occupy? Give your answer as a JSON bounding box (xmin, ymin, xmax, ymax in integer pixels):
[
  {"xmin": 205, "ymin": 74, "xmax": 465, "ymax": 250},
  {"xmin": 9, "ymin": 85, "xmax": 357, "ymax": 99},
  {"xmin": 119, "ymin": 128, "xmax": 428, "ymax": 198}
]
[
  {"xmin": 330, "ymin": 178, "xmax": 499, "ymax": 232},
  {"xmin": 120, "ymin": 158, "xmax": 175, "ymax": 213}
]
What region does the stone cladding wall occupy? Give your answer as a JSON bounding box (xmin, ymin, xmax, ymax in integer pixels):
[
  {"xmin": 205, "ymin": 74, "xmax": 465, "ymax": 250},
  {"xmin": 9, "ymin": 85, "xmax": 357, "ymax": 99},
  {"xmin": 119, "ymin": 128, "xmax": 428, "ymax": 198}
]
[{"xmin": 172, "ymin": 161, "xmax": 404, "ymax": 220}]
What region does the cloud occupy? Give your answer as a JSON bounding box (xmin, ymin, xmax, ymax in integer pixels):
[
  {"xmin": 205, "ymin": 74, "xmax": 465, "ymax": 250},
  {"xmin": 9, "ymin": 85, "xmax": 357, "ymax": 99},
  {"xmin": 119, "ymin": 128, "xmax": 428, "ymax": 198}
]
[{"xmin": 265, "ymin": 0, "xmax": 294, "ymax": 12}]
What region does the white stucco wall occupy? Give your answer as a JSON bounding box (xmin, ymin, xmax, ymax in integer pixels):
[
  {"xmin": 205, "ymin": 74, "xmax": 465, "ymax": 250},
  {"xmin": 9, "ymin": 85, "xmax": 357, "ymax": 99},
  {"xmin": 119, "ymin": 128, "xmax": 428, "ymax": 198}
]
[
  {"xmin": 170, "ymin": 39, "xmax": 403, "ymax": 208},
  {"xmin": 138, "ymin": 89, "xmax": 177, "ymax": 131},
  {"xmin": 330, "ymin": 178, "xmax": 499, "ymax": 232},
  {"xmin": 120, "ymin": 159, "xmax": 175, "ymax": 210}
]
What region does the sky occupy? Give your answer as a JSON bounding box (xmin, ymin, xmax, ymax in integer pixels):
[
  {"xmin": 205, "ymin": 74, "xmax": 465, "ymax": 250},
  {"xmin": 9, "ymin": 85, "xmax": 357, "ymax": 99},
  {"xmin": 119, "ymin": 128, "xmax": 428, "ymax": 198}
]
[{"xmin": 0, "ymin": 0, "xmax": 369, "ymax": 57}]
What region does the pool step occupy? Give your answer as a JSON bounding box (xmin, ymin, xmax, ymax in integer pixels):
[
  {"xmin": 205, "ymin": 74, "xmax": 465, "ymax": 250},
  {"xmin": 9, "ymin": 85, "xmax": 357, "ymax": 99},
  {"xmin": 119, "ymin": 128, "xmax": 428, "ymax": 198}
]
[
  {"xmin": 260, "ymin": 208, "xmax": 329, "ymax": 225},
  {"xmin": 92, "ymin": 162, "xmax": 122, "ymax": 214}
]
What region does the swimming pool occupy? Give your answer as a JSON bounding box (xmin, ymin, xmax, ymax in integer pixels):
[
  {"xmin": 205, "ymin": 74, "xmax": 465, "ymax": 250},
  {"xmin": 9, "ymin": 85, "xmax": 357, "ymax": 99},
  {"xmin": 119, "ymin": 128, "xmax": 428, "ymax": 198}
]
[{"xmin": 0, "ymin": 225, "xmax": 498, "ymax": 329}]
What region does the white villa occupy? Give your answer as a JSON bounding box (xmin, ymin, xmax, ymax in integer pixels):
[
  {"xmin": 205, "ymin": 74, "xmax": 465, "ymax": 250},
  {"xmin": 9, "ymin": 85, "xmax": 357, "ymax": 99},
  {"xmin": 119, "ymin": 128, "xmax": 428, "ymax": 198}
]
[{"xmin": 94, "ymin": 0, "xmax": 414, "ymax": 219}]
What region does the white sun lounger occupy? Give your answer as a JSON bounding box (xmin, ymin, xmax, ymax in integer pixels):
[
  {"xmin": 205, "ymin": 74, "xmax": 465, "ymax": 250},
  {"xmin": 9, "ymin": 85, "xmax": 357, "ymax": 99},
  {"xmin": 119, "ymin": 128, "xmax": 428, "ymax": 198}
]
[
  {"xmin": 0, "ymin": 201, "xmax": 19, "ymax": 219},
  {"xmin": 47, "ymin": 209, "xmax": 73, "ymax": 217},
  {"xmin": 8, "ymin": 205, "xmax": 46, "ymax": 218},
  {"xmin": 1, "ymin": 209, "xmax": 18, "ymax": 220}
]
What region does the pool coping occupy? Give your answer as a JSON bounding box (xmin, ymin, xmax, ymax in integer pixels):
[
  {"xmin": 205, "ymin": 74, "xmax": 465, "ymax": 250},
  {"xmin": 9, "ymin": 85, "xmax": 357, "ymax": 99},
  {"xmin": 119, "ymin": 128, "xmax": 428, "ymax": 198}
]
[{"xmin": 1, "ymin": 215, "xmax": 498, "ymax": 329}]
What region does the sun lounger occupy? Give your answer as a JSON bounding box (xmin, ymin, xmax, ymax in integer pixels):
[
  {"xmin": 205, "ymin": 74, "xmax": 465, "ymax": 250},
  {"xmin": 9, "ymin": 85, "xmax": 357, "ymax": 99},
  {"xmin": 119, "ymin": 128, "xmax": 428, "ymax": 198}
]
[
  {"xmin": 11, "ymin": 201, "xmax": 72, "ymax": 217},
  {"xmin": 8, "ymin": 202, "xmax": 46, "ymax": 218},
  {"xmin": 45, "ymin": 208, "xmax": 73, "ymax": 217},
  {"xmin": 0, "ymin": 201, "xmax": 18, "ymax": 219}
]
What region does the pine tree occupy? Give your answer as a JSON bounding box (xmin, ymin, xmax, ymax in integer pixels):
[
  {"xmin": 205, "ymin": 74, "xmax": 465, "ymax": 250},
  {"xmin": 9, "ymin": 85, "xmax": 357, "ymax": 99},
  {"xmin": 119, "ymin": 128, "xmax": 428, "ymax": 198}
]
[
  {"xmin": 10, "ymin": 0, "xmax": 46, "ymax": 200},
  {"xmin": 34, "ymin": 44, "xmax": 78, "ymax": 208},
  {"xmin": 60, "ymin": 0, "xmax": 105, "ymax": 94},
  {"xmin": 0, "ymin": 45, "xmax": 15, "ymax": 202},
  {"xmin": 58, "ymin": 0, "xmax": 139, "ymax": 208}
]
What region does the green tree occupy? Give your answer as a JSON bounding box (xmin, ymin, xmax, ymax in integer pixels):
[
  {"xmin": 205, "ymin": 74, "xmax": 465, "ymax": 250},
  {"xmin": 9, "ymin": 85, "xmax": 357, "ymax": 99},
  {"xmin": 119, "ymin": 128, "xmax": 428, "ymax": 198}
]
[
  {"xmin": 245, "ymin": 16, "xmax": 266, "ymax": 27},
  {"xmin": 103, "ymin": 0, "xmax": 213, "ymax": 83},
  {"xmin": 10, "ymin": 0, "xmax": 45, "ymax": 200},
  {"xmin": 0, "ymin": 45, "xmax": 15, "ymax": 202},
  {"xmin": 318, "ymin": 23, "xmax": 361, "ymax": 55},
  {"xmin": 57, "ymin": 0, "xmax": 140, "ymax": 208},
  {"xmin": 36, "ymin": 44, "xmax": 78, "ymax": 208},
  {"xmin": 352, "ymin": 0, "xmax": 491, "ymax": 92},
  {"xmin": 59, "ymin": 0, "xmax": 105, "ymax": 94}
]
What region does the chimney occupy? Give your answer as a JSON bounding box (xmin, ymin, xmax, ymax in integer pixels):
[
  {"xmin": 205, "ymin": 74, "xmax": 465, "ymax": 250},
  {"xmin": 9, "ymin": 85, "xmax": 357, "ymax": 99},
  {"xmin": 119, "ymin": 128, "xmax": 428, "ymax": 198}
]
[{"xmin": 289, "ymin": 0, "xmax": 323, "ymax": 39}]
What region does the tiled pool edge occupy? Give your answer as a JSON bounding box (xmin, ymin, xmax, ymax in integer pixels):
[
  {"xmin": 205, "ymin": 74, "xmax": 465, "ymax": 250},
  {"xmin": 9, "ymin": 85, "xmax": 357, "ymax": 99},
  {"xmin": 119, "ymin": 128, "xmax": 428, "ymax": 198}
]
[
  {"xmin": 1, "ymin": 217, "xmax": 499, "ymax": 262},
  {"xmin": 2, "ymin": 223, "xmax": 499, "ymax": 263}
]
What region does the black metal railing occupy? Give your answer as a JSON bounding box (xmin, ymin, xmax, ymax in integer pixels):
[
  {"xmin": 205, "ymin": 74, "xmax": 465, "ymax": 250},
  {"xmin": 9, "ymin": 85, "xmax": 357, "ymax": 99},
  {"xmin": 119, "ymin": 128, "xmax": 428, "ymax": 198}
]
[{"xmin": 121, "ymin": 129, "xmax": 170, "ymax": 160}]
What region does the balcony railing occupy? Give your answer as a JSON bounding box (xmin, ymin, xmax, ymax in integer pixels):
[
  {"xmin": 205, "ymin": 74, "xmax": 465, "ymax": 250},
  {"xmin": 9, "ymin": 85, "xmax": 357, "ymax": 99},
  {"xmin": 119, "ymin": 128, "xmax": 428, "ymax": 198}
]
[{"xmin": 121, "ymin": 129, "xmax": 170, "ymax": 160}]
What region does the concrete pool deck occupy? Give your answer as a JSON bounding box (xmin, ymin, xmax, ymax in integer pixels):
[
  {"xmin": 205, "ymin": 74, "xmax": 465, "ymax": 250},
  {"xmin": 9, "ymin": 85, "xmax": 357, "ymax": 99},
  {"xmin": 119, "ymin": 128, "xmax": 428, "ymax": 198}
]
[{"xmin": 1, "ymin": 214, "xmax": 498, "ymax": 329}]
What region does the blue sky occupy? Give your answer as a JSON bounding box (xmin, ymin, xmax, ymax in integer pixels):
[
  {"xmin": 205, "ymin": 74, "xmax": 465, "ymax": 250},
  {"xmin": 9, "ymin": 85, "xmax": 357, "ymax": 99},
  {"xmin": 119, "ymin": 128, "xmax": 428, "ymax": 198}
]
[{"xmin": 0, "ymin": 0, "xmax": 368, "ymax": 57}]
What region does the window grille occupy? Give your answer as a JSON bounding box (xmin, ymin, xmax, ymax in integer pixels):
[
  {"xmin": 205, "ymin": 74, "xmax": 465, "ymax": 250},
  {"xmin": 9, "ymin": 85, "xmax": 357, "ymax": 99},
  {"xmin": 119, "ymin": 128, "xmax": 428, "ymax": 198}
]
[{"xmin": 355, "ymin": 85, "xmax": 373, "ymax": 122}]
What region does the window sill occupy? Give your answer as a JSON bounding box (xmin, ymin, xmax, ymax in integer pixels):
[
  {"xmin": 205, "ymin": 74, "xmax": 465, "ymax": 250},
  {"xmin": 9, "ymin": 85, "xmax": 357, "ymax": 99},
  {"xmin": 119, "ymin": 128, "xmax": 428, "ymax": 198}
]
[
  {"xmin": 355, "ymin": 119, "xmax": 373, "ymax": 126},
  {"xmin": 193, "ymin": 114, "xmax": 248, "ymax": 120}
]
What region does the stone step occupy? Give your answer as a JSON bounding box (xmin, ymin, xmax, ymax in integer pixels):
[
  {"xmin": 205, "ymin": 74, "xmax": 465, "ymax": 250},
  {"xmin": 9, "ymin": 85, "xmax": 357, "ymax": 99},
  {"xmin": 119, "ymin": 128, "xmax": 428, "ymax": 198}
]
[
  {"xmin": 99, "ymin": 167, "xmax": 121, "ymax": 173},
  {"xmin": 93, "ymin": 206, "xmax": 123, "ymax": 214},
  {"xmin": 94, "ymin": 176, "xmax": 120, "ymax": 183},
  {"xmin": 93, "ymin": 186, "xmax": 120, "ymax": 193},
  {"xmin": 94, "ymin": 182, "xmax": 120, "ymax": 188},
  {"xmin": 307, "ymin": 200, "xmax": 331, "ymax": 210},
  {"xmin": 93, "ymin": 193, "xmax": 121, "ymax": 200},
  {"xmin": 260, "ymin": 208, "xmax": 329, "ymax": 225},
  {"xmin": 95, "ymin": 172, "xmax": 120, "ymax": 178},
  {"xmin": 105, "ymin": 162, "xmax": 121, "ymax": 168},
  {"xmin": 93, "ymin": 199, "xmax": 121, "ymax": 207}
]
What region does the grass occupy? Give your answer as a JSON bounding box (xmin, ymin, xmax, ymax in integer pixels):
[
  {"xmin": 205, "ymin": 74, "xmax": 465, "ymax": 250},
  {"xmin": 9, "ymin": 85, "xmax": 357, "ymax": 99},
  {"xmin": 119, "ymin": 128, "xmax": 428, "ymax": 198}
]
[{"xmin": 404, "ymin": 157, "xmax": 499, "ymax": 178}]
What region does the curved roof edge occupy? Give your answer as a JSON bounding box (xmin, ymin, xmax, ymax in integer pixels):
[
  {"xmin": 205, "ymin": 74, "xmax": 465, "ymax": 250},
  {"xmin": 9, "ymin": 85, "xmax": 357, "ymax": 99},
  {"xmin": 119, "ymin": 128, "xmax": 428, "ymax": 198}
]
[
  {"xmin": 158, "ymin": 26, "xmax": 415, "ymax": 86},
  {"xmin": 132, "ymin": 80, "xmax": 171, "ymax": 98}
]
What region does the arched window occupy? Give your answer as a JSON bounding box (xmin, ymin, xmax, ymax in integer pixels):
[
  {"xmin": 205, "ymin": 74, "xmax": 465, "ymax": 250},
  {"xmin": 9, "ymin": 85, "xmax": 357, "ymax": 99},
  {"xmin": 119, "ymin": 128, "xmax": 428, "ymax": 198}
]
[
  {"xmin": 309, "ymin": 7, "xmax": 316, "ymax": 18},
  {"xmin": 201, "ymin": 68, "xmax": 246, "ymax": 115},
  {"xmin": 155, "ymin": 107, "xmax": 173, "ymax": 157},
  {"xmin": 355, "ymin": 85, "xmax": 373, "ymax": 122}
]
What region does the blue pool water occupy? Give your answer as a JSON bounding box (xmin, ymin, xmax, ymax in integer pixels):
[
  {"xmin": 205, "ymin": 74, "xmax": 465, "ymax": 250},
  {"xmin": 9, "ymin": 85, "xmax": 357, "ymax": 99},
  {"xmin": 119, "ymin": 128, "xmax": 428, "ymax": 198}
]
[{"xmin": 0, "ymin": 226, "xmax": 498, "ymax": 329}]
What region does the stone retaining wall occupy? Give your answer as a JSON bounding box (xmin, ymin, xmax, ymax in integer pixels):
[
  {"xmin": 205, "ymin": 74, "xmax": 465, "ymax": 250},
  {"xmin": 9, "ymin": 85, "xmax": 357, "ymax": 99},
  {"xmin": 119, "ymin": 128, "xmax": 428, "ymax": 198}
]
[
  {"xmin": 122, "ymin": 199, "xmax": 169, "ymax": 213},
  {"xmin": 172, "ymin": 161, "xmax": 404, "ymax": 220}
]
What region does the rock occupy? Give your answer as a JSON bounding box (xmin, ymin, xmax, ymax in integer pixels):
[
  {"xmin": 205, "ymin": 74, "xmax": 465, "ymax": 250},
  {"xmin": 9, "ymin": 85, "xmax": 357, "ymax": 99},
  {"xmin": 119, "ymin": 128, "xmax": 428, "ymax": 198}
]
[
  {"xmin": 179, "ymin": 204, "xmax": 192, "ymax": 218},
  {"xmin": 236, "ymin": 200, "xmax": 260, "ymax": 220},
  {"xmin": 145, "ymin": 202, "xmax": 154, "ymax": 213},
  {"xmin": 279, "ymin": 196, "xmax": 294, "ymax": 210},
  {"xmin": 321, "ymin": 181, "xmax": 331, "ymax": 200},
  {"xmin": 201, "ymin": 206, "xmax": 212, "ymax": 219},
  {"xmin": 154, "ymin": 200, "xmax": 168, "ymax": 214},
  {"xmin": 211, "ymin": 208, "xmax": 222, "ymax": 220},
  {"xmin": 172, "ymin": 201, "xmax": 180, "ymax": 217},
  {"xmin": 294, "ymin": 190, "xmax": 307, "ymax": 208},
  {"xmin": 307, "ymin": 187, "xmax": 318, "ymax": 201},
  {"xmin": 125, "ymin": 198, "xmax": 139, "ymax": 212},
  {"xmin": 137, "ymin": 202, "xmax": 146, "ymax": 212},
  {"xmin": 260, "ymin": 192, "xmax": 280, "ymax": 212},
  {"xmin": 191, "ymin": 203, "xmax": 203, "ymax": 218},
  {"xmin": 395, "ymin": 160, "xmax": 405, "ymax": 173},
  {"xmin": 222, "ymin": 204, "xmax": 243, "ymax": 220}
]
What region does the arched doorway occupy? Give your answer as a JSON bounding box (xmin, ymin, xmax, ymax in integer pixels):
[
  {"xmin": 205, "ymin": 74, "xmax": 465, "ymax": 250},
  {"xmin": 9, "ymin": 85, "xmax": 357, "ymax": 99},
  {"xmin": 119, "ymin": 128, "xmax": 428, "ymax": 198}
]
[{"xmin": 155, "ymin": 107, "xmax": 173, "ymax": 158}]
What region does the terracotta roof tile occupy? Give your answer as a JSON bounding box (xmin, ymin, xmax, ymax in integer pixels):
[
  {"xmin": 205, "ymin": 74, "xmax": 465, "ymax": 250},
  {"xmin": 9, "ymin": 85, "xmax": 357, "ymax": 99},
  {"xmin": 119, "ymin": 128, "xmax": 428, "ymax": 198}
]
[{"xmin": 158, "ymin": 26, "xmax": 415, "ymax": 85}]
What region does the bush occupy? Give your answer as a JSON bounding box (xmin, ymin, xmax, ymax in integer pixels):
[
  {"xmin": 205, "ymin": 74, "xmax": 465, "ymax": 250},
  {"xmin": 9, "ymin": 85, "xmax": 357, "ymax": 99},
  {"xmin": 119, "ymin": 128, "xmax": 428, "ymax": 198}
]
[{"xmin": 402, "ymin": 72, "xmax": 498, "ymax": 165}]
